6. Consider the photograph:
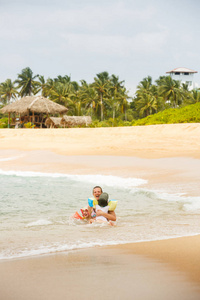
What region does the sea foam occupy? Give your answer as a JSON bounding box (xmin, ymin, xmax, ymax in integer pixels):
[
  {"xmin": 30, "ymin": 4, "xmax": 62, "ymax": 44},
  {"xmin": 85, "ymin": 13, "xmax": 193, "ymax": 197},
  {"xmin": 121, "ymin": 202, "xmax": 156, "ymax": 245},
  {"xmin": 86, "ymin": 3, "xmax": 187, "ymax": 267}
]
[
  {"xmin": 26, "ymin": 219, "xmax": 53, "ymax": 227},
  {"xmin": 0, "ymin": 169, "xmax": 147, "ymax": 188},
  {"xmin": 0, "ymin": 155, "xmax": 24, "ymax": 162}
]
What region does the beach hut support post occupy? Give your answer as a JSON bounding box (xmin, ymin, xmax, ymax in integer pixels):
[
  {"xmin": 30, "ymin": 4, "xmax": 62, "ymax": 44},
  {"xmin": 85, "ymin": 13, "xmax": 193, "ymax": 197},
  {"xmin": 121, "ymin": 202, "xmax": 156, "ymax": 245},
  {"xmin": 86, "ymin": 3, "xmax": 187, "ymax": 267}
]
[
  {"xmin": 8, "ymin": 112, "xmax": 10, "ymax": 128},
  {"xmin": 32, "ymin": 111, "xmax": 35, "ymax": 124}
]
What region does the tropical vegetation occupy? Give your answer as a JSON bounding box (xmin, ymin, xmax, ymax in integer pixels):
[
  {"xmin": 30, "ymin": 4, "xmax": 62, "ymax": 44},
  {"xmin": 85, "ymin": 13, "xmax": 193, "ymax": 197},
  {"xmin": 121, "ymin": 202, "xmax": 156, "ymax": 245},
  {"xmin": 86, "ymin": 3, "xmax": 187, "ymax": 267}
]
[
  {"xmin": 0, "ymin": 67, "xmax": 200, "ymax": 127},
  {"xmin": 132, "ymin": 102, "xmax": 200, "ymax": 126}
]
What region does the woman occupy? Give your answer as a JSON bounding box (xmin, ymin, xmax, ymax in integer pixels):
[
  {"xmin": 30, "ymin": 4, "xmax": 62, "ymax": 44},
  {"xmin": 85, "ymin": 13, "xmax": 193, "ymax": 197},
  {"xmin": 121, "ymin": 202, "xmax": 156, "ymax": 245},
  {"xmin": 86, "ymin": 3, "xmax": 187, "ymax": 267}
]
[{"xmin": 83, "ymin": 186, "xmax": 117, "ymax": 221}]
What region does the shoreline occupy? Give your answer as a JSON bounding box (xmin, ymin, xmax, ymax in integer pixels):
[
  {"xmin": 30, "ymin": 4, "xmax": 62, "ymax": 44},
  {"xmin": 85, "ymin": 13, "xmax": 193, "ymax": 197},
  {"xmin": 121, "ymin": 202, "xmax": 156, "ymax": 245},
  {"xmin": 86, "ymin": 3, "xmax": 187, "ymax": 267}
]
[
  {"xmin": 0, "ymin": 233, "xmax": 199, "ymax": 263},
  {"xmin": 1, "ymin": 235, "xmax": 200, "ymax": 300},
  {"xmin": 1, "ymin": 150, "xmax": 200, "ymax": 196}
]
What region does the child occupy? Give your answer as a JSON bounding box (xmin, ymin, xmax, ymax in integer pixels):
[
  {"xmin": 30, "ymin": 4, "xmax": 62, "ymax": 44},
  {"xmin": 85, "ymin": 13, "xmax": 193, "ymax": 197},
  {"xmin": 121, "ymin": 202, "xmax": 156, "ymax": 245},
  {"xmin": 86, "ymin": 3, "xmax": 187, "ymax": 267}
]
[{"xmin": 89, "ymin": 192, "xmax": 115, "ymax": 226}]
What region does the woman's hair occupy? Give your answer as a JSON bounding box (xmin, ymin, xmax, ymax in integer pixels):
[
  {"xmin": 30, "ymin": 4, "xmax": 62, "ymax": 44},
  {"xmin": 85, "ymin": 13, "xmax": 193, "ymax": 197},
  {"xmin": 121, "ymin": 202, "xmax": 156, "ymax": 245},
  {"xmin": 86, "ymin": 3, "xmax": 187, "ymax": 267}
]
[{"xmin": 93, "ymin": 186, "xmax": 103, "ymax": 193}]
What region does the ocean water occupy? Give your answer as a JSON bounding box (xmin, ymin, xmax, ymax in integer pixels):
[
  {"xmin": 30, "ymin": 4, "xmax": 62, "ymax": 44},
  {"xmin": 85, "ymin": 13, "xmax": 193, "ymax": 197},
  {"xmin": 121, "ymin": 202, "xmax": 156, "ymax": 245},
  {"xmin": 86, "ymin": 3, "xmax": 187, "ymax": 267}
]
[{"xmin": 1, "ymin": 162, "xmax": 200, "ymax": 260}]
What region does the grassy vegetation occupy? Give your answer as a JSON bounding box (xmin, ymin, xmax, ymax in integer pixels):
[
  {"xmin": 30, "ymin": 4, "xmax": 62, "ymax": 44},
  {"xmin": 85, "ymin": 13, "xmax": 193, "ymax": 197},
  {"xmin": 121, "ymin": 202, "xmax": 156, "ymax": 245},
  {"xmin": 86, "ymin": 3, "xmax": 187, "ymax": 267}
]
[
  {"xmin": 132, "ymin": 102, "xmax": 200, "ymax": 126},
  {"xmin": 89, "ymin": 103, "xmax": 200, "ymax": 127},
  {"xmin": 0, "ymin": 117, "xmax": 8, "ymax": 128},
  {"xmin": 89, "ymin": 117, "xmax": 132, "ymax": 128}
]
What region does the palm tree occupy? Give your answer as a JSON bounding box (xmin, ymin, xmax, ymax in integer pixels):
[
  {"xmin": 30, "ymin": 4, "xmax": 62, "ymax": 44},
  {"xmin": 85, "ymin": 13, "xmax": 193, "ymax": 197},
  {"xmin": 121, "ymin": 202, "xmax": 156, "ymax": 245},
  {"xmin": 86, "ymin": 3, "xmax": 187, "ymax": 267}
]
[
  {"xmin": 69, "ymin": 81, "xmax": 82, "ymax": 116},
  {"xmin": 158, "ymin": 76, "xmax": 182, "ymax": 108},
  {"xmin": 108, "ymin": 75, "xmax": 125, "ymax": 120},
  {"xmin": 44, "ymin": 78, "xmax": 56, "ymax": 97},
  {"xmin": 134, "ymin": 76, "xmax": 162, "ymax": 118},
  {"xmin": 180, "ymin": 83, "xmax": 192, "ymax": 105},
  {"xmin": 136, "ymin": 92, "xmax": 158, "ymax": 117},
  {"xmin": 54, "ymin": 75, "xmax": 71, "ymax": 84},
  {"xmin": 118, "ymin": 87, "xmax": 130, "ymax": 121},
  {"xmin": 136, "ymin": 76, "xmax": 153, "ymax": 94},
  {"xmin": 96, "ymin": 71, "xmax": 110, "ymax": 82},
  {"xmin": 48, "ymin": 81, "xmax": 73, "ymax": 108},
  {"xmin": 0, "ymin": 79, "xmax": 18, "ymax": 105},
  {"xmin": 189, "ymin": 89, "xmax": 200, "ymax": 104},
  {"xmin": 182, "ymin": 83, "xmax": 189, "ymax": 91},
  {"xmin": 79, "ymin": 81, "xmax": 98, "ymax": 117},
  {"xmin": 92, "ymin": 72, "xmax": 110, "ymax": 121},
  {"xmin": 35, "ymin": 75, "xmax": 49, "ymax": 97},
  {"xmin": 110, "ymin": 75, "xmax": 124, "ymax": 93},
  {"xmin": 155, "ymin": 76, "xmax": 168, "ymax": 87},
  {"xmin": 15, "ymin": 67, "xmax": 39, "ymax": 97}
]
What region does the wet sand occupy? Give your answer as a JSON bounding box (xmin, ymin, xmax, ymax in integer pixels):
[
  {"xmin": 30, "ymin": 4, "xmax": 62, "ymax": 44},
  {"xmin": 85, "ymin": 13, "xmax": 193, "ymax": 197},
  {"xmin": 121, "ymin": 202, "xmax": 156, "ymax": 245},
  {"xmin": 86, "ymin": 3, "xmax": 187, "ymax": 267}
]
[
  {"xmin": 0, "ymin": 242, "xmax": 200, "ymax": 300},
  {"xmin": 0, "ymin": 124, "xmax": 200, "ymax": 299}
]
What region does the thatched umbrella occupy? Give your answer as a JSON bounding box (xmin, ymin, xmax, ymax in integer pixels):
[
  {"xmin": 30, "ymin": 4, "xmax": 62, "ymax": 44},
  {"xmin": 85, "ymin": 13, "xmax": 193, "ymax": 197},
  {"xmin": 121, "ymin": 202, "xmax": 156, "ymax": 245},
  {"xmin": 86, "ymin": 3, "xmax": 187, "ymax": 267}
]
[
  {"xmin": 0, "ymin": 96, "xmax": 68, "ymax": 114},
  {"xmin": 0, "ymin": 96, "xmax": 68, "ymax": 127},
  {"xmin": 45, "ymin": 117, "xmax": 62, "ymax": 128},
  {"xmin": 61, "ymin": 116, "xmax": 92, "ymax": 128}
]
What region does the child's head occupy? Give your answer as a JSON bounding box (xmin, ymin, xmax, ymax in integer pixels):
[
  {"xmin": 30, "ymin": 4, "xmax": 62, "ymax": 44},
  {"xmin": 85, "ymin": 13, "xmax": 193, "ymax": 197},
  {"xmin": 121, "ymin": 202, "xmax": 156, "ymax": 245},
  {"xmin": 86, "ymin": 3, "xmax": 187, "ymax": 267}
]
[{"xmin": 98, "ymin": 192, "xmax": 109, "ymax": 207}]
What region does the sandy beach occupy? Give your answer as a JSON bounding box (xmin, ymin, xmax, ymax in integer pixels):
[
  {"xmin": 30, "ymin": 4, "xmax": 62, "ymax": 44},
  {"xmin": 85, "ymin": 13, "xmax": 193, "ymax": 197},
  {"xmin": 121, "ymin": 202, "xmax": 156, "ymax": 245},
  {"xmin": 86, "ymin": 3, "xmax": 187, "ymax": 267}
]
[
  {"xmin": 1, "ymin": 239, "xmax": 200, "ymax": 300},
  {"xmin": 0, "ymin": 124, "xmax": 200, "ymax": 299},
  {"xmin": 1, "ymin": 123, "xmax": 200, "ymax": 158}
]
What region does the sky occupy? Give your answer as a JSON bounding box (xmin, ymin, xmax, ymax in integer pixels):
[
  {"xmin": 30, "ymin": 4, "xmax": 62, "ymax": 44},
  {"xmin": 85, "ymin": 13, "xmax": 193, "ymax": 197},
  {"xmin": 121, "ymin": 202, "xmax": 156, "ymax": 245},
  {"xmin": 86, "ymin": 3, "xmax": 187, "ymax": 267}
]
[{"xmin": 0, "ymin": 0, "xmax": 200, "ymax": 96}]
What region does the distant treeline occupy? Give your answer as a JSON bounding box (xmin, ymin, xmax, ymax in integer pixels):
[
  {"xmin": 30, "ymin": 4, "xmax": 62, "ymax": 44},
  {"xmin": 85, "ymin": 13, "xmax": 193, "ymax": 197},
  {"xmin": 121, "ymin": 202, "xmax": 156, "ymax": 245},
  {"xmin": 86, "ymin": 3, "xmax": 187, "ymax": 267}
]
[{"xmin": 0, "ymin": 67, "xmax": 200, "ymax": 127}]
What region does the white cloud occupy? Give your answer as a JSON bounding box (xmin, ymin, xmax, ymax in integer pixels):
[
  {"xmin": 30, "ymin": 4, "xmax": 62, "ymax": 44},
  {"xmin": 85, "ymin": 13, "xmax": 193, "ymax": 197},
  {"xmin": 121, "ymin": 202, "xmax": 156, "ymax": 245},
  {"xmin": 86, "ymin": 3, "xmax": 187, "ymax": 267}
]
[
  {"xmin": 133, "ymin": 30, "xmax": 169, "ymax": 53},
  {"xmin": 0, "ymin": 53, "xmax": 25, "ymax": 81},
  {"xmin": 0, "ymin": 0, "xmax": 200, "ymax": 91},
  {"xmin": 59, "ymin": 27, "xmax": 168, "ymax": 58},
  {"xmin": 0, "ymin": 2, "xmax": 157, "ymax": 41}
]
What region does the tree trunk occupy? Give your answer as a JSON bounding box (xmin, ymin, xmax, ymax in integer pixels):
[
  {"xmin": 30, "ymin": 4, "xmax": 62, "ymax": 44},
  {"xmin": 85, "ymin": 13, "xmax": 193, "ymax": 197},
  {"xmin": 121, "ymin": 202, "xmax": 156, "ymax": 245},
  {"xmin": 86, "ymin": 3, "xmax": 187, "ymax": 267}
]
[
  {"xmin": 113, "ymin": 107, "xmax": 115, "ymax": 127},
  {"xmin": 113, "ymin": 108, "xmax": 115, "ymax": 120},
  {"xmin": 100, "ymin": 93, "xmax": 103, "ymax": 121},
  {"xmin": 8, "ymin": 112, "xmax": 10, "ymax": 128}
]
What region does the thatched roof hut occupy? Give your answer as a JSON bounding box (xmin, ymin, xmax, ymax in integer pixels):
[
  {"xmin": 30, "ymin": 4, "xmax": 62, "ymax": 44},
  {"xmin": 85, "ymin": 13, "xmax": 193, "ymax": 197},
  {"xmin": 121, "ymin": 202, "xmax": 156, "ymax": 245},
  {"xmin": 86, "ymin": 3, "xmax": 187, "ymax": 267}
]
[
  {"xmin": 61, "ymin": 116, "xmax": 92, "ymax": 127},
  {"xmin": 0, "ymin": 96, "xmax": 68, "ymax": 128},
  {"xmin": 45, "ymin": 117, "xmax": 62, "ymax": 128},
  {"xmin": 0, "ymin": 96, "xmax": 68, "ymax": 115}
]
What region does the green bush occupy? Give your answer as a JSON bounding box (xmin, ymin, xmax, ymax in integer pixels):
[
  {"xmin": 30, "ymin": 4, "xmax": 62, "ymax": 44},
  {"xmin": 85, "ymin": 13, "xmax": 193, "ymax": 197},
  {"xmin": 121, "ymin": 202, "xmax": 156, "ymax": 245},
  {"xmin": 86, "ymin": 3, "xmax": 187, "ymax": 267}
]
[
  {"xmin": 89, "ymin": 118, "xmax": 132, "ymax": 127},
  {"xmin": 0, "ymin": 117, "xmax": 8, "ymax": 128},
  {"xmin": 132, "ymin": 102, "xmax": 200, "ymax": 126},
  {"xmin": 24, "ymin": 122, "xmax": 35, "ymax": 128}
]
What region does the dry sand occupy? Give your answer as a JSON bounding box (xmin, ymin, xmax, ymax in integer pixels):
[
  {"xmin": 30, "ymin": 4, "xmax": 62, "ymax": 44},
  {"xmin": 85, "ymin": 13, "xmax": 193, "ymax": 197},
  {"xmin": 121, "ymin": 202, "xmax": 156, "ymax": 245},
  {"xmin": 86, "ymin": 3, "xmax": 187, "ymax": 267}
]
[
  {"xmin": 0, "ymin": 124, "xmax": 200, "ymax": 299},
  {"xmin": 0, "ymin": 123, "xmax": 200, "ymax": 158}
]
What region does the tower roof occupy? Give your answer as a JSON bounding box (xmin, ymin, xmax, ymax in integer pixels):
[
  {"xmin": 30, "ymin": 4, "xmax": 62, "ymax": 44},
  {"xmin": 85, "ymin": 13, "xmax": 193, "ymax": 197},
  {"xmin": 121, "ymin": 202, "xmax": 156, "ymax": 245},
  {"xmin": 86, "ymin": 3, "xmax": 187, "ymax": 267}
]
[{"xmin": 166, "ymin": 67, "xmax": 197, "ymax": 74}]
